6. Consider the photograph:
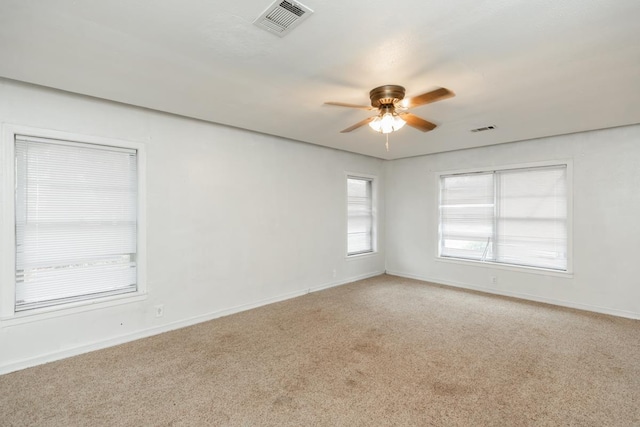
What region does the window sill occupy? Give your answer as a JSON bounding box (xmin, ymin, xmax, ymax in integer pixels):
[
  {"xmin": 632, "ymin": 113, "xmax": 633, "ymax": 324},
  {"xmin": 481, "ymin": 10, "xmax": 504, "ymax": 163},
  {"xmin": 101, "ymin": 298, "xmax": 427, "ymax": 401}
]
[
  {"xmin": 1, "ymin": 292, "xmax": 147, "ymax": 328},
  {"xmin": 435, "ymin": 256, "xmax": 573, "ymax": 278},
  {"xmin": 346, "ymin": 251, "xmax": 378, "ymax": 260}
]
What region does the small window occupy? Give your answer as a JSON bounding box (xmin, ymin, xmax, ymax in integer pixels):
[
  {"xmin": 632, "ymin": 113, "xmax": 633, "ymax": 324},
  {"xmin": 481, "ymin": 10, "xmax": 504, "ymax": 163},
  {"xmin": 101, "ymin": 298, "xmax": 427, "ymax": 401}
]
[
  {"xmin": 439, "ymin": 164, "xmax": 568, "ymax": 271},
  {"xmin": 14, "ymin": 134, "xmax": 140, "ymax": 311},
  {"xmin": 347, "ymin": 176, "xmax": 374, "ymax": 256}
]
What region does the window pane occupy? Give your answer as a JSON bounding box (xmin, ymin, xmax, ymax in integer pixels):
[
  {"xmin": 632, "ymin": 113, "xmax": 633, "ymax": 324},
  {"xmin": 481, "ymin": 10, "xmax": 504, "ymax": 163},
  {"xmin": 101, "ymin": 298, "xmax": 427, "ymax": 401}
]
[
  {"xmin": 15, "ymin": 136, "xmax": 138, "ymax": 310},
  {"xmin": 440, "ymin": 173, "xmax": 494, "ymax": 260},
  {"xmin": 347, "ymin": 177, "xmax": 373, "ymax": 255},
  {"xmin": 496, "ymin": 167, "xmax": 567, "ymax": 270}
]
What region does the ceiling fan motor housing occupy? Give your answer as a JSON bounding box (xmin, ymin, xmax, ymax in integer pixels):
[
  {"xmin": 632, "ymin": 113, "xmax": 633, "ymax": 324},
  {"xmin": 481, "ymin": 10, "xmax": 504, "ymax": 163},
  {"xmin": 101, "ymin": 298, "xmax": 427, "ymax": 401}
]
[{"xmin": 369, "ymin": 85, "xmax": 405, "ymax": 108}]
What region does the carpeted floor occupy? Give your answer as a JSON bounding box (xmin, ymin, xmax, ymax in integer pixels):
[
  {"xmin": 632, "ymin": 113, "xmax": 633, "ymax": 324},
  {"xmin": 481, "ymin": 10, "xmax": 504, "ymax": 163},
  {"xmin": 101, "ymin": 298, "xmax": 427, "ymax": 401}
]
[{"xmin": 1, "ymin": 274, "xmax": 639, "ymax": 426}]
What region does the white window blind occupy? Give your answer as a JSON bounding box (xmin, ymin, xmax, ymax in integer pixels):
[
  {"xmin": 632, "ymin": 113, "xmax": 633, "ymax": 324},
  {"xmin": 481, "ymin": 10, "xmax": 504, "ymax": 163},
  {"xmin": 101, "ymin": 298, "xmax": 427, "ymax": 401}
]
[
  {"xmin": 439, "ymin": 165, "xmax": 567, "ymax": 271},
  {"xmin": 14, "ymin": 135, "xmax": 138, "ymax": 311},
  {"xmin": 347, "ymin": 177, "xmax": 373, "ymax": 255}
]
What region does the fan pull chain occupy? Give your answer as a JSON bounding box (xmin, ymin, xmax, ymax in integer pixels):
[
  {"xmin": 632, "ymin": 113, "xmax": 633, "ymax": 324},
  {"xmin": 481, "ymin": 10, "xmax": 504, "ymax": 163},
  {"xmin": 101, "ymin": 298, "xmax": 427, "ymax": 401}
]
[{"xmin": 385, "ymin": 134, "xmax": 389, "ymax": 152}]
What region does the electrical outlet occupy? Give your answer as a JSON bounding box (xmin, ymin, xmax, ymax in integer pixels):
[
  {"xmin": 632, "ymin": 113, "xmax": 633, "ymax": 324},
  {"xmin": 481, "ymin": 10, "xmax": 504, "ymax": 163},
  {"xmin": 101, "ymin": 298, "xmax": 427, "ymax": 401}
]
[
  {"xmin": 155, "ymin": 304, "xmax": 164, "ymax": 318},
  {"xmin": 332, "ymin": 269, "xmax": 337, "ymax": 278},
  {"xmin": 490, "ymin": 276, "xmax": 498, "ymax": 284}
]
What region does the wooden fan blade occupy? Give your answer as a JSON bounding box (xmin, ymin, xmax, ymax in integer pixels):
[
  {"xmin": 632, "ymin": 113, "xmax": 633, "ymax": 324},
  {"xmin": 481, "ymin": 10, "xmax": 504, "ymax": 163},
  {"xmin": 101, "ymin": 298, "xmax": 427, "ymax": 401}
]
[
  {"xmin": 324, "ymin": 102, "xmax": 374, "ymax": 110},
  {"xmin": 401, "ymin": 113, "xmax": 437, "ymax": 132},
  {"xmin": 403, "ymin": 88, "xmax": 454, "ymax": 109},
  {"xmin": 340, "ymin": 116, "xmax": 375, "ymax": 133}
]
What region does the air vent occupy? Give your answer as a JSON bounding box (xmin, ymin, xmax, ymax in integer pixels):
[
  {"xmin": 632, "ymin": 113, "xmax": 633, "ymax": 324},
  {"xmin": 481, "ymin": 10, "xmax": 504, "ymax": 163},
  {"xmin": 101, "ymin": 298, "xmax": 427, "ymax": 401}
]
[
  {"xmin": 470, "ymin": 125, "xmax": 497, "ymax": 133},
  {"xmin": 253, "ymin": 1, "xmax": 314, "ymax": 37}
]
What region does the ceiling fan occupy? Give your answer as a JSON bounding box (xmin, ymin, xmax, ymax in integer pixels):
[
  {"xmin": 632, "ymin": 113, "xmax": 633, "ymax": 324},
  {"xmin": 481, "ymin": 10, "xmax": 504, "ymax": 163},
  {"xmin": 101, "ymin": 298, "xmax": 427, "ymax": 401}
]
[{"xmin": 325, "ymin": 85, "xmax": 454, "ymax": 134}]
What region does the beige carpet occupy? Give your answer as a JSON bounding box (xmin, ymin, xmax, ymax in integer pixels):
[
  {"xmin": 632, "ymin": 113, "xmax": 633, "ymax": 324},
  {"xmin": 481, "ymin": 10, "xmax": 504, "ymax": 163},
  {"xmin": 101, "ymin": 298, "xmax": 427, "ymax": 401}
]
[{"xmin": 1, "ymin": 275, "xmax": 639, "ymax": 426}]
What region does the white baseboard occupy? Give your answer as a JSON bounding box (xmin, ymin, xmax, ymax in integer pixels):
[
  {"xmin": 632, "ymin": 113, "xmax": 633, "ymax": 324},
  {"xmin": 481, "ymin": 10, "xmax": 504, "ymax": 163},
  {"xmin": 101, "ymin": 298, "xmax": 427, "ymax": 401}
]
[
  {"xmin": 386, "ymin": 270, "xmax": 640, "ymax": 320},
  {"xmin": 0, "ymin": 271, "xmax": 385, "ymax": 376},
  {"xmin": 309, "ymin": 270, "xmax": 384, "ymax": 293}
]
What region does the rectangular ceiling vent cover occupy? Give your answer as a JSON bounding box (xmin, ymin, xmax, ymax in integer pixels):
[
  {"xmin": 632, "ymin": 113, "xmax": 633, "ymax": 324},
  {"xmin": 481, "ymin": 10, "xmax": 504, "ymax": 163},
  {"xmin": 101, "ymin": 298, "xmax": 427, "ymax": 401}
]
[
  {"xmin": 253, "ymin": 1, "xmax": 314, "ymax": 37},
  {"xmin": 470, "ymin": 125, "xmax": 497, "ymax": 133}
]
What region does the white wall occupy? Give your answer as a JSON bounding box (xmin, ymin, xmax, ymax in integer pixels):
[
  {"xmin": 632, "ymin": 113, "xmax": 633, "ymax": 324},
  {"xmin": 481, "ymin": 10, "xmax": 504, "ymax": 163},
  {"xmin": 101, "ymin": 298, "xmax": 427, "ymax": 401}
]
[
  {"xmin": 385, "ymin": 124, "xmax": 640, "ymax": 319},
  {"xmin": 0, "ymin": 79, "xmax": 385, "ymax": 373},
  {"xmin": 3, "ymin": 77, "xmax": 638, "ymax": 375}
]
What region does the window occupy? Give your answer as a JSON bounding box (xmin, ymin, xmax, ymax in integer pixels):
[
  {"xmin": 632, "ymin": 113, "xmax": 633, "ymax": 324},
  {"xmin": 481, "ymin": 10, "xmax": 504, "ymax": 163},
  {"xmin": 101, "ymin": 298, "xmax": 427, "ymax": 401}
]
[
  {"xmin": 439, "ymin": 164, "xmax": 568, "ymax": 271},
  {"xmin": 11, "ymin": 133, "xmax": 141, "ymax": 311},
  {"xmin": 347, "ymin": 176, "xmax": 375, "ymax": 256}
]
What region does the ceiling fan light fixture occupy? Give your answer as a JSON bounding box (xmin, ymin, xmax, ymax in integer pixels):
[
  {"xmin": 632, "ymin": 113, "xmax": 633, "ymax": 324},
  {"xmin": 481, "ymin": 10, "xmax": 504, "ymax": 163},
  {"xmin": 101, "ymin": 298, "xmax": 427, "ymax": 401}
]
[
  {"xmin": 369, "ymin": 111, "xmax": 406, "ymax": 134},
  {"xmin": 368, "ymin": 117, "xmax": 382, "ymax": 133},
  {"xmin": 392, "ymin": 114, "xmax": 406, "ymax": 131}
]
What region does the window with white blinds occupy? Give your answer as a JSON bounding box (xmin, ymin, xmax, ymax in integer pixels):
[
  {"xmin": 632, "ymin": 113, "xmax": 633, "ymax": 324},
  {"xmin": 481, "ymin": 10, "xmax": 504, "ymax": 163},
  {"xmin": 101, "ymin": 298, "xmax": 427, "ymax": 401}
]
[
  {"xmin": 347, "ymin": 176, "xmax": 374, "ymax": 255},
  {"xmin": 439, "ymin": 164, "xmax": 568, "ymax": 271},
  {"xmin": 14, "ymin": 135, "xmax": 139, "ymax": 311}
]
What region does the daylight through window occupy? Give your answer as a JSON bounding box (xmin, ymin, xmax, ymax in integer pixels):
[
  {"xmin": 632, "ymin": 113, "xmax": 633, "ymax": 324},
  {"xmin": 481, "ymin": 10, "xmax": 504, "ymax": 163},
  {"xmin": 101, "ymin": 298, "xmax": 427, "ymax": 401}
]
[
  {"xmin": 347, "ymin": 176, "xmax": 374, "ymax": 255},
  {"xmin": 439, "ymin": 165, "xmax": 568, "ymax": 271},
  {"xmin": 14, "ymin": 135, "xmax": 139, "ymax": 311}
]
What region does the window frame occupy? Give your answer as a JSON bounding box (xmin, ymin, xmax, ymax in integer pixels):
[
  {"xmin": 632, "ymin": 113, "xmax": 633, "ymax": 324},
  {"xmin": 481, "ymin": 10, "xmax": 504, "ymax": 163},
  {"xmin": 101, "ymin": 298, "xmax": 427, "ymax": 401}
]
[
  {"xmin": 345, "ymin": 172, "xmax": 378, "ymax": 258},
  {"xmin": 434, "ymin": 160, "xmax": 573, "ymax": 276},
  {"xmin": 1, "ymin": 124, "xmax": 147, "ymax": 324}
]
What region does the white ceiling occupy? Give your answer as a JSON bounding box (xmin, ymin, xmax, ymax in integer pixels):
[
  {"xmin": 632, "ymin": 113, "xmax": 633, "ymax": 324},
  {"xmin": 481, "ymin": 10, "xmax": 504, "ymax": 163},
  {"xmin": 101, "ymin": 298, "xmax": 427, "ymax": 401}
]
[{"xmin": 1, "ymin": 0, "xmax": 639, "ymax": 160}]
